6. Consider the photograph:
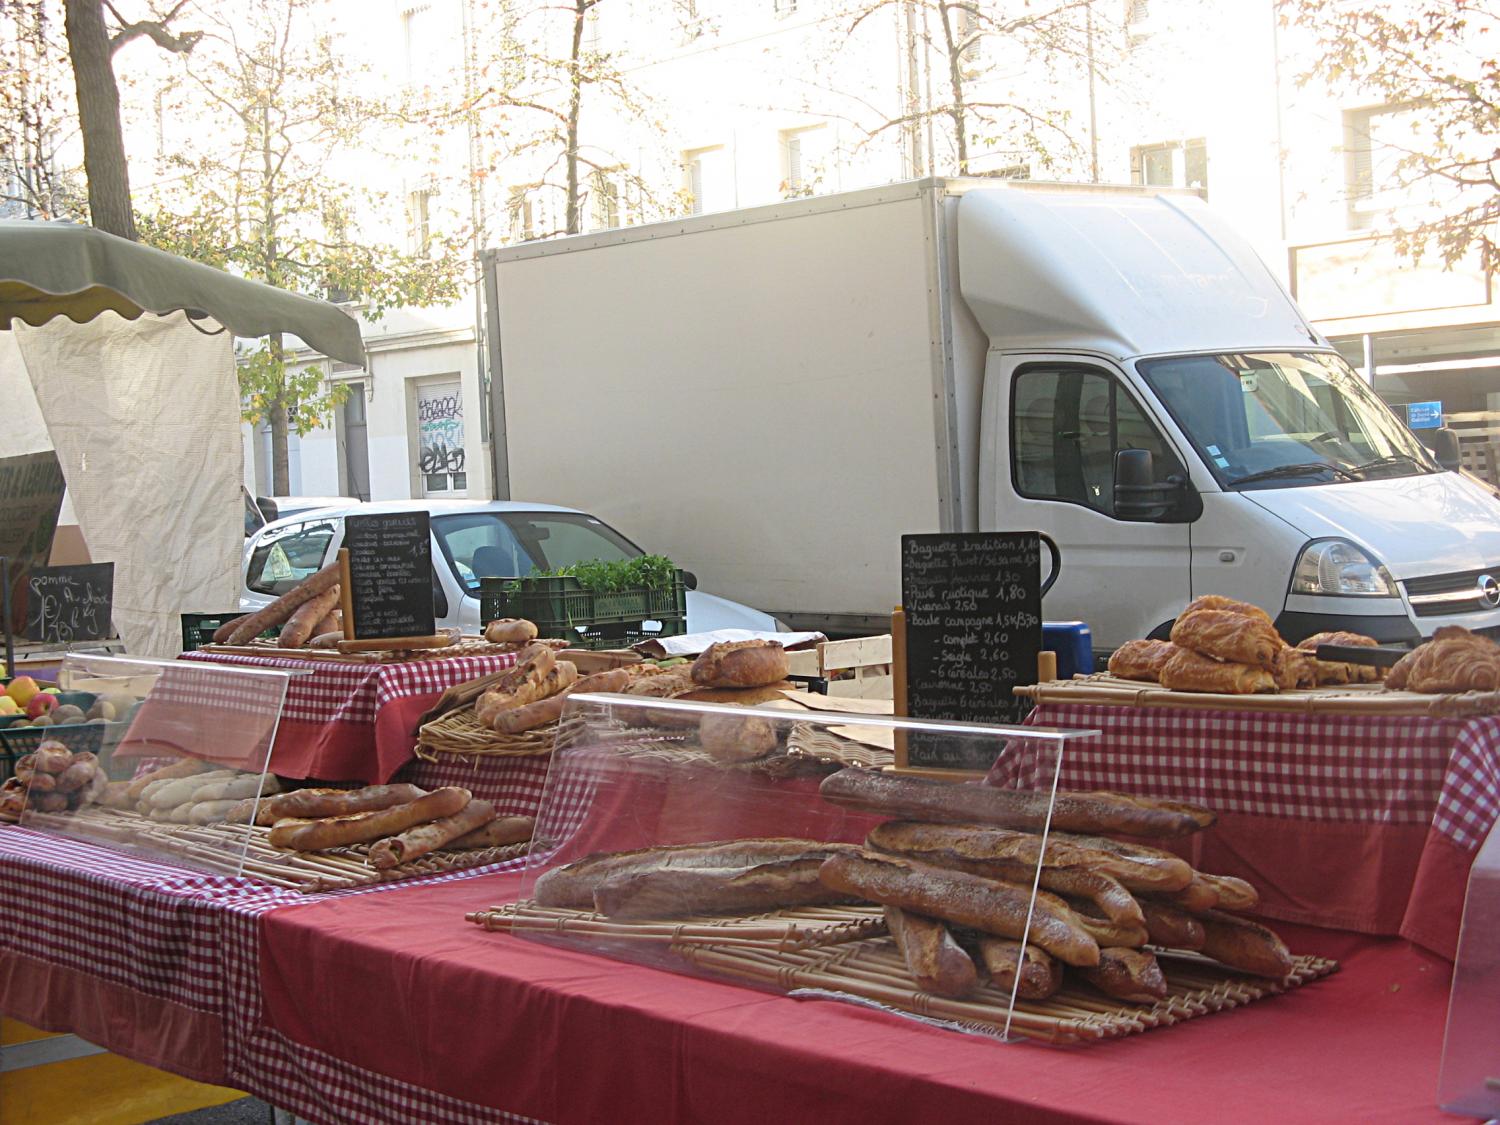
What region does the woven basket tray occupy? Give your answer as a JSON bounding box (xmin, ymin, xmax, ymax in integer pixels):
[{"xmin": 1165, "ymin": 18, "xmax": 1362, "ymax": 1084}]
[
  {"xmin": 418, "ymin": 706, "xmax": 559, "ymax": 759},
  {"xmin": 27, "ymin": 806, "xmax": 531, "ymax": 893},
  {"xmin": 785, "ymin": 722, "xmax": 894, "ymax": 769}
]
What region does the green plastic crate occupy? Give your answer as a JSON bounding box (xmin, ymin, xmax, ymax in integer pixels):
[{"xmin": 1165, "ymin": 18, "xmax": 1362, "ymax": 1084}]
[
  {"xmin": 480, "ymin": 573, "xmax": 687, "ymax": 648},
  {"xmin": 0, "ymin": 719, "xmax": 107, "ymax": 763},
  {"xmin": 180, "ymin": 612, "xmax": 278, "ymax": 651}
]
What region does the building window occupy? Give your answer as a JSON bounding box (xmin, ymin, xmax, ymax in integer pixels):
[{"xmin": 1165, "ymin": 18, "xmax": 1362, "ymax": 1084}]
[
  {"xmin": 582, "ymin": 4, "xmax": 601, "ymax": 51},
  {"xmin": 407, "ymin": 188, "xmax": 433, "ymax": 256},
  {"xmin": 682, "ymin": 146, "xmax": 725, "ymax": 215},
  {"xmin": 401, "ymin": 2, "xmax": 435, "ymax": 84},
  {"xmin": 774, "ymin": 0, "xmax": 798, "ymax": 18},
  {"xmin": 508, "ymin": 186, "xmax": 536, "ymax": 242},
  {"xmin": 1344, "ymin": 103, "xmax": 1419, "ymax": 231},
  {"xmin": 415, "ymin": 379, "xmax": 466, "ymax": 496},
  {"xmin": 590, "ymin": 170, "xmax": 620, "ymax": 230},
  {"xmin": 1124, "ymin": 0, "xmax": 1151, "ymax": 44},
  {"xmin": 1129, "ymin": 138, "xmax": 1208, "ymax": 195},
  {"xmin": 954, "ymin": 3, "xmax": 981, "ymax": 70},
  {"xmin": 674, "ymin": 0, "xmax": 709, "ymax": 44}
]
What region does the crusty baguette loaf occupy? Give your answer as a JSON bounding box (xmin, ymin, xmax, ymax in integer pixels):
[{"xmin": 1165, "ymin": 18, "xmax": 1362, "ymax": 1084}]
[
  {"xmin": 1151, "ymin": 875, "xmax": 1221, "ymax": 914},
  {"xmin": 227, "ymin": 562, "xmax": 341, "ymax": 645},
  {"xmin": 449, "ymin": 815, "xmax": 535, "ymax": 850},
  {"xmin": 485, "ymin": 618, "xmax": 539, "ymax": 645},
  {"xmin": 534, "ymin": 838, "xmax": 847, "ymax": 909},
  {"xmin": 279, "ymin": 585, "xmax": 341, "ymax": 648},
  {"xmin": 1045, "ymin": 833, "xmax": 1197, "ymax": 893},
  {"xmin": 820, "ymin": 769, "xmax": 1214, "ymax": 838},
  {"xmin": 474, "ymin": 644, "xmax": 559, "ymax": 728},
  {"xmin": 369, "ymin": 798, "xmax": 497, "ymax": 870},
  {"xmin": 1198, "ymin": 873, "xmax": 1259, "ymax": 912},
  {"xmin": 886, "ymin": 907, "xmax": 981, "ymax": 998},
  {"xmin": 1065, "ymin": 898, "xmax": 1149, "ymax": 949},
  {"xmin": 1138, "ymin": 898, "xmax": 1207, "ymax": 950},
  {"xmin": 1079, "ymin": 948, "xmax": 1168, "ymax": 1003},
  {"xmin": 972, "ymin": 937, "xmax": 1062, "ymax": 1001},
  {"xmin": 592, "ymin": 853, "xmax": 859, "ymax": 918},
  {"xmin": 690, "ymin": 640, "xmax": 789, "ymax": 689},
  {"xmin": 488, "ymin": 662, "xmax": 583, "ymax": 733},
  {"xmin": 1198, "ymin": 910, "xmax": 1295, "ymax": 979},
  {"xmin": 866, "ymin": 821, "xmax": 1144, "ymax": 925},
  {"xmin": 817, "ymin": 850, "xmax": 1100, "ymax": 967},
  {"xmin": 256, "ymin": 784, "xmax": 426, "ymax": 824},
  {"xmin": 269, "ymin": 787, "xmax": 470, "ymax": 851}
]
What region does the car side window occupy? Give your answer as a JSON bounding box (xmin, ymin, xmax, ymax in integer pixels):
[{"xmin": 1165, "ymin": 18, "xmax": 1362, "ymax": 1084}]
[
  {"xmin": 246, "ymin": 520, "xmax": 337, "ymax": 596},
  {"xmin": 1011, "ymin": 366, "xmax": 1183, "ymax": 517}
]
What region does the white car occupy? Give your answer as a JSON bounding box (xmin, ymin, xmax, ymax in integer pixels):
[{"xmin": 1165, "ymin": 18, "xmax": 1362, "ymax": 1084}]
[{"xmin": 239, "ymin": 499, "xmax": 780, "ymax": 636}]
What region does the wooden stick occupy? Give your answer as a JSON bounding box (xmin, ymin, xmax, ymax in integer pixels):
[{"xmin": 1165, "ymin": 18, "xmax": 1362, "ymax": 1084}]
[
  {"xmin": 891, "ymin": 606, "xmax": 908, "ymax": 770},
  {"xmin": 338, "ymin": 548, "xmax": 355, "ymax": 640}
]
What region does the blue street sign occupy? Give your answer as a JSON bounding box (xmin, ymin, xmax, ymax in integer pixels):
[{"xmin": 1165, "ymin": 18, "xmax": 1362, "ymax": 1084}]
[{"xmin": 1406, "ymin": 401, "xmax": 1443, "ymax": 429}]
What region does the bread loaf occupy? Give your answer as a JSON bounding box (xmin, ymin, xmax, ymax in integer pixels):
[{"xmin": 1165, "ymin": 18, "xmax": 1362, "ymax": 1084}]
[
  {"xmin": 1170, "ymin": 608, "xmax": 1281, "ymax": 669},
  {"xmin": 1138, "ymin": 898, "xmax": 1206, "ymax": 950},
  {"xmin": 698, "ymin": 712, "xmax": 778, "ymax": 762},
  {"xmin": 485, "ymin": 618, "xmax": 539, "ymax": 645},
  {"xmin": 817, "ymin": 850, "xmax": 1100, "ymax": 967},
  {"xmin": 971, "ymin": 937, "xmax": 1062, "ymax": 1001},
  {"xmin": 369, "ymin": 798, "xmax": 497, "ymax": 870},
  {"xmin": 227, "ymin": 562, "xmax": 341, "ymax": 645},
  {"xmin": 1159, "ymin": 646, "xmax": 1277, "ymax": 695},
  {"xmin": 279, "ymin": 585, "xmax": 341, "ymax": 648},
  {"xmin": 820, "ymin": 769, "xmax": 1215, "ymax": 838},
  {"xmin": 269, "ymin": 787, "xmax": 470, "ymax": 851},
  {"xmin": 1198, "ymin": 910, "xmax": 1295, "ymax": 979},
  {"xmin": 592, "ymin": 853, "xmax": 858, "ymax": 918},
  {"xmin": 690, "ymin": 640, "xmax": 789, "ymax": 689},
  {"xmin": 256, "ymin": 783, "xmax": 427, "ymax": 823},
  {"xmin": 885, "ymin": 907, "xmax": 981, "ymax": 998},
  {"xmin": 1079, "ymin": 948, "xmax": 1168, "ymax": 1003},
  {"xmin": 449, "ymin": 815, "xmax": 535, "ymax": 850}
]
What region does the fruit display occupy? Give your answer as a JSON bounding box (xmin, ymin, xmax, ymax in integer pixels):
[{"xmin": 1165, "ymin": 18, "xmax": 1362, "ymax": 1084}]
[{"xmin": 0, "ymin": 740, "xmax": 108, "ymax": 819}]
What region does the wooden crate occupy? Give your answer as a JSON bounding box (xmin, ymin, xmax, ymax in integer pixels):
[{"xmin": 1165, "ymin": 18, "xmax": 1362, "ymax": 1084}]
[{"xmin": 786, "ymin": 635, "xmax": 893, "ymax": 700}]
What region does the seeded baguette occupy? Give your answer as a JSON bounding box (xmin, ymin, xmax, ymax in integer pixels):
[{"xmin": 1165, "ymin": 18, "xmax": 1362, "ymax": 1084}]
[
  {"xmin": 886, "ymin": 907, "xmax": 981, "ymax": 998},
  {"xmin": 591, "ymin": 851, "xmax": 860, "ymax": 918},
  {"xmin": 369, "ymin": 798, "xmax": 497, "ymax": 870},
  {"xmin": 1198, "ymin": 910, "xmax": 1295, "ymax": 979},
  {"xmin": 971, "ymin": 937, "xmax": 1062, "ymax": 1001},
  {"xmin": 1079, "ymin": 948, "xmax": 1169, "ymax": 1003}
]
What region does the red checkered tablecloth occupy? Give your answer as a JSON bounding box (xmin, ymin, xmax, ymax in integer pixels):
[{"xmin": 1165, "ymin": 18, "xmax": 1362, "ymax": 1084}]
[
  {"xmin": 994, "ymin": 703, "xmax": 1500, "ymax": 957},
  {"xmin": 179, "ymin": 650, "xmax": 518, "ymax": 784},
  {"xmin": 0, "ymin": 743, "xmax": 612, "ymax": 1125}
]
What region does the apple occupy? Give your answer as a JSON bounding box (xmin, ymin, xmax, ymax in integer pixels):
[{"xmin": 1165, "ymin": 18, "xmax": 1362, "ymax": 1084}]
[
  {"xmin": 42, "ymin": 687, "xmax": 60, "ymax": 695},
  {"xmin": 25, "ymin": 693, "xmax": 57, "ymax": 720},
  {"xmin": 6, "ymin": 676, "xmax": 39, "ymax": 707},
  {"xmin": 0, "ymin": 697, "xmax": 19, "ymax": 714}
]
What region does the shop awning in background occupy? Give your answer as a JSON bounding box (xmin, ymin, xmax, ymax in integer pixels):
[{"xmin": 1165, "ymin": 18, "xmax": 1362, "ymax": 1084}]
[{"xmin": 0, "ymin": 219, "xmax": 364, "ymax": 366}]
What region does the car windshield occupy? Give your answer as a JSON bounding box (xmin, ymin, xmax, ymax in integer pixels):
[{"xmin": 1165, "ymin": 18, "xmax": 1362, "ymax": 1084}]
[
  {"xmin": 1136, "ymin": 351, "xmax": 1440, "ymax": 488},
  {"xmin": 431, "ymin": 511, "xmax": 642, "ymax": 592}
]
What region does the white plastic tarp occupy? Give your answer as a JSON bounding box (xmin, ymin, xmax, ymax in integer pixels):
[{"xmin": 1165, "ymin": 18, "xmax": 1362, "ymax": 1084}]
[{"xmin": 5, "ymin": 311, "xmax": 241, "ymax": 656}]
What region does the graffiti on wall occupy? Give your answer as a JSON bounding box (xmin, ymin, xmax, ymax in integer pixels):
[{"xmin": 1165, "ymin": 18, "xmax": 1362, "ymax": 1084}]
[{"xmin": 416, "ymin": 383, "xmax": 465, "ymax": 481}]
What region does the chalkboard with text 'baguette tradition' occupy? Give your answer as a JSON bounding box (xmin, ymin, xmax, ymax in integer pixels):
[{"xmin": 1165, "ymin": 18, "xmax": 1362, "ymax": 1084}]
[
  {"xmin": 343, "ymin": 511, "xmax": 435, "ymax": 639},
  {"xmin": 900, "ymin": 532, "xmax": 1042, "ymax": 772}
]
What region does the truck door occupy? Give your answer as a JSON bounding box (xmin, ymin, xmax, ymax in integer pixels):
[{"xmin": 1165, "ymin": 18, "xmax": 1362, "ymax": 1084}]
[{"xmin": 998, "ymin": 358, "xmax": 1192, "ymax": 652}]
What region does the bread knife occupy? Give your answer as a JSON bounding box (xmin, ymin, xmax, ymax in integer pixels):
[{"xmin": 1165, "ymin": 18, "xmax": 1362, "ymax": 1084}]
[{"xmin": 1312, "ymin": 644, "xmax": 1408, "ymax": 668}]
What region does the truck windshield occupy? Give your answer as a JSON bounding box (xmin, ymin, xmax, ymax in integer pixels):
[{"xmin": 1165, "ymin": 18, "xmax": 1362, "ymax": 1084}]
[
  {"xmin": 431, "ymin": 511, "xmax": 642, "ymax": 592},
  {"xmin": 1137, "ymin": 351, "xmax": 1440, "ymax": 488}
]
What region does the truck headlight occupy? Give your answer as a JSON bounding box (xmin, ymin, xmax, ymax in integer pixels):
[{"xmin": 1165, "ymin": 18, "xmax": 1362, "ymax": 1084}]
[{"xmin": 1291, "ymin": 539, "xmax": 1397, "ymax": 597}]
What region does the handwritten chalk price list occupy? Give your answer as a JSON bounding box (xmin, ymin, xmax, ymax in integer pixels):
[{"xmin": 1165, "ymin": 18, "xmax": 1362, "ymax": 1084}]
[
  {"xmin": 23, "ymin": 562, "xmax": 114, "ymax": 644},
  {"xmin": 900, "ymin": 532, "xmax": 1043, "ymax": 770},
  {"xmin": 342, "ymin": 511, "xmax": 436, "ymax": 639}
]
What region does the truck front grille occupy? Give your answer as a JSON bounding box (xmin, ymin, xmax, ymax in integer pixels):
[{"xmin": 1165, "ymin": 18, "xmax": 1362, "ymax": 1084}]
[{"xmin": 1403, "ymin": 566, "xmax": 1500, "ymax": 617}]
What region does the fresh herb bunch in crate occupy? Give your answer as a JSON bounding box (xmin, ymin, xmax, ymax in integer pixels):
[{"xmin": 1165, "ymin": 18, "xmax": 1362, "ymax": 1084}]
[{"xmin": 480, "ymin": 555, "xmax": 687, "ymax": 649}]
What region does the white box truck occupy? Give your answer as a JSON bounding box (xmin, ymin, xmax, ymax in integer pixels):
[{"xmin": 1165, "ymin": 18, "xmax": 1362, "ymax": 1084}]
[{"xmin": 482, "ymin": 178, "xmax": 1500, "ymax": 657}]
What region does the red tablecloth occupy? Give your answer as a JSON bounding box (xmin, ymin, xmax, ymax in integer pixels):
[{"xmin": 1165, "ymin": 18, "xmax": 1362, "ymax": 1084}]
[
  {"xmin": 995, "ymin": 703, "xmax": 1500, "ymax": 959},
  {"xmin": 180, "ymin": 650, "xmax": 517, "ymax": 783},
  {"xmin": 258, "ymin": 869, "xmax": 1457, "ymax": 1125}
]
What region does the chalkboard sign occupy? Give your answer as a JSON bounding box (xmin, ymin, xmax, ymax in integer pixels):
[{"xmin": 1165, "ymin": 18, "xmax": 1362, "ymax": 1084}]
[
  {"xmin": 343, "ymin": 511, "xmax": 435, "ymax": 639},
  {"xmin": 23, "ymin": 562, "xmax": 114, "ymax": 643},
  {"xmin": 900, "ymin": 532, "xmax": 1043, "ymax": 772}
]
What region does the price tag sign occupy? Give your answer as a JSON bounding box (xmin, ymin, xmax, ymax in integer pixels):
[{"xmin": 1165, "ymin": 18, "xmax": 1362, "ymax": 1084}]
[
  {"xmin": 899, "ymin": 532, "xmax": 1043, "ymax": 772},
  {"xmin": 342, "ymin": 511, "xmax": 435, "ymax": 640},
  {"xmin": 21, "ymin": 562, "xmax": 114, "ymax": 643}
]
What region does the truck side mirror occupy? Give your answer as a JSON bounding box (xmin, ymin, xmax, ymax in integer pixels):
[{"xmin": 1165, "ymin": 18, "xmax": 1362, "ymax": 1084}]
[
  {"xmin": 1114, "ymin": 449, "xmax": 1199, "ymax": 522},
  {"xmin": 1433, "ymin": 426, "xmax": 1461, "ymax": 472}
]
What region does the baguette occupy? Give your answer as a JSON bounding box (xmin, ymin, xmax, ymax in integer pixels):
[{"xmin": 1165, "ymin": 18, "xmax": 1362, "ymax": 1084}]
[
  {"xmin": 269, "ymin": 787, "xmax": 471, "ymax": 851},
  {"xmin": 146, "ymin": 771, "xmax": 237, "ymax": 810},
  {"xmin": 125, "ymin": 758, "xmax": 210, "ymax": 802},
  {"xmin": 474, "ymin": 644, "xmax": 559, "ymax": 728},
  {"xmin": 820, "ymin": 769, "xmax": 1215, "ymax": 838},
  {"xmin": 450, "ymin": 815, "xmax": 536, "ymax": 849},
  {"xmin": 369, "ymin": 798, "xmax": 497, "ymax": 870},
  {"xmin": 1045, "ymin": 833, "xmax": 1197, "ymax": 893},
  {"xmin": 1199, "ymin": 910, "xmax": 1294, "ymax": 979},
  {"xmin": 1199, "ymin": 873, "xmax": 1259, "ymax": 912},
  {"xmin": 279, "ymin": 585, "xmax": 342, "ymax": 649},
  {"xmin": 1152, "ymin": 875, "xmax": 1221, "ymax": 914},
  {"xmin": 1079, "ymin": 948, "xmax": 1168, "ymax": 1003},
  {"xmin": 1138, "ymin": 898, "xmax": 1207, "ymax": 950},
  {"xmin": 817, "ymin": 850, "xmax": 1100, "ymax": 967},
  {"xmin": 255, "ymin": 784, "xmax": 426, "ymax": 824},
  {"xmin": 971, "ymin": 937, "xmax": 1062, "ymax": 1001},
  {"xmin": 190, "ymin": 773, "xmax": 273, "ymax": 803},
  {"xmin": 188, "ymin": 799, "xmax": 241, "ymax": 825},
  {"xmin": 227, "ymin": 562, "xmax": 342, "ymax": 645},
  {"xmin": 886, "ymin": 907, "xmax": 981, "ymax": 999},
  {"xmin": 534, "ymin": 838, "xmax": 845, "ymax": 909},
  {"xmin": 211, "ymin": 614, "xmax": 250, "ymax": 644},
  {"xmin": 866, "ymin": 821, "xmax": 1145, "ymax": 924},
  {"xmin": 492, "ymin": 666, "xmax": 630, "ymax": 735},
  {"xmin": 591, "ymin": 853, "xmax": 860, "ymax": 918}
]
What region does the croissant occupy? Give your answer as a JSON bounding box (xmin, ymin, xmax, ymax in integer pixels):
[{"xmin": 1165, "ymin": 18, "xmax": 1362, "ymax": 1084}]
[
  {"xmin": 1170, "ymin": 609, "xmax": 1281, "ymax": 669},
  {"xmin": 1296, "ymin": 631, "xmax": 1382, "ymax": 685},
  {"xmin": 1180, "ymin": 595, "xmax": 1274, "ymax": 628},
  {"xmin": 1271, "ymin": 644, "xmax": 1317, "ymax": 690},
  {"xmin": 1386, "ymin": 627, "xmax": 1500, "ymax": 693},
  {"xmin": 1160, "ymin": 646, "xmax": 1276, "ymax": 694},
  {"xmin": 1107, "ymin": 639, "xmax": 1178, "ymax": 683}
]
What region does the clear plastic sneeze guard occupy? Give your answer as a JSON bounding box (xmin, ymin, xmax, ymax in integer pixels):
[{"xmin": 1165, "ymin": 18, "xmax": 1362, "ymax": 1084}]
[
  {"xmin": 1440, "ymin": 820, "xmax": 1500, "ymax": 1116},
  {"xmin": 511, "ymin": 692, "xmax": 1098, "ymax": 1043},
  {"xmin": 11, "ymin": 654, "xmax": 293, "ymax": 877}
]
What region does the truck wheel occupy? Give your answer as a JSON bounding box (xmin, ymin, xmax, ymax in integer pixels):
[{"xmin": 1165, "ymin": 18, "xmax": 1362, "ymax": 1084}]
[{"xmin": 1146, "ymin": 620, "xmax": 1175, "ymax": 641}]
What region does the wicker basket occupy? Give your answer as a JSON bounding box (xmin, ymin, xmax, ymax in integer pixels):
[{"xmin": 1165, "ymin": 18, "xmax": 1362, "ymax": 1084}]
[{"xmin": 417, "ymin": 706, "xmax": 559, "ymax": 759}]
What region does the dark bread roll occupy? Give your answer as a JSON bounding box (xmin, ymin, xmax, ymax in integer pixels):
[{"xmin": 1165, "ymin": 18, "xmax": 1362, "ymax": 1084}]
[{"xmin": 690, "ymin": 640, "xmax": 790, "ymax": 689}]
